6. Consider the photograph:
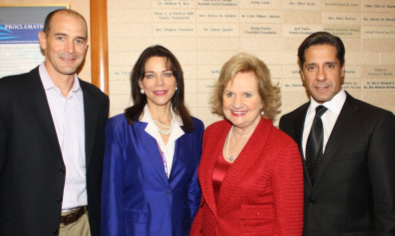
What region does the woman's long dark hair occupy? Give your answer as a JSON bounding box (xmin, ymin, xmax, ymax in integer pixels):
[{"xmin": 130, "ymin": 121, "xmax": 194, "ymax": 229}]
[{"xmin": 124, "ymin": 45, "xmax": 194, "ymax": 132}]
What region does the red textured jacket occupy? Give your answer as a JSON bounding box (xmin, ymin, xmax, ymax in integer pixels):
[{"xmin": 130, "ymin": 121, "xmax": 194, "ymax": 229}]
[{"xmin": 190, "ymin": 118, "xmax": 304, "ymax": 236}]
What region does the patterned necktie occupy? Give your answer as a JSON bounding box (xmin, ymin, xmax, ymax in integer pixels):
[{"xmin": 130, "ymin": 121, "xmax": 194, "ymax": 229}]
[{"xmin": 305, "ymin": 105, "xmax": 328, "ymax": 185}]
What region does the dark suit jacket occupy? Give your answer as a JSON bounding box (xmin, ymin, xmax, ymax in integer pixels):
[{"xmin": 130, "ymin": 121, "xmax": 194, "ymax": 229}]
[
  {"xmin": 0, "ymin": 67, "xmax": 109, "ymax": 236},
  {"xmin": 279, "ymin": 92, "xmax": 395, "ymax": 236}
]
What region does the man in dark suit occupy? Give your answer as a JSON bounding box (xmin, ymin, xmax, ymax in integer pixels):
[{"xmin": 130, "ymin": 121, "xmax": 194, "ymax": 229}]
[
  {"xmin": 0, "ymin": 9, "xmax": 108, "ymax": 236},
  {"xmin": 280, "ymin": 31, "xmax": 395, "ymax": 235}
]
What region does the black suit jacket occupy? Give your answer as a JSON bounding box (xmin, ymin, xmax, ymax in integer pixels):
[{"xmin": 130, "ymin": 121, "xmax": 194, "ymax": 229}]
[
  {"xmin": 279, "ymin": 93, "xmax": 395, "ymax": 236},
  {"xmin": 0, "ymin": 67, "xmax": 109, "ymax": 236}
]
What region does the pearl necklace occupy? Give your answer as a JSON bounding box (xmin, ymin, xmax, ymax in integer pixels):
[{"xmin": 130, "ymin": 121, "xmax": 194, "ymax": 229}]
[
  {"xmin": 147, "ymin": 108, "xmax": 175, "ymax": 135},
  {"xmin": 225, "ymin": 126, "xmax": 238, "ymax": 162}
]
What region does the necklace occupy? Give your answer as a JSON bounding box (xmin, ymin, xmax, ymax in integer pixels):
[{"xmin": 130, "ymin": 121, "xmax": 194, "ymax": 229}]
[
  {"xmin": 147, "ymin": 108, "xmax": 175, "ymax": 135},
  {"xmin": 225, "ymin": 126, "xmax": 238, "ymax": 162}
]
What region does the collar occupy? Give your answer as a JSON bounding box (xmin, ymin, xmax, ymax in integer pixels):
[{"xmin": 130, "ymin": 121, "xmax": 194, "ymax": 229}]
[
  {"xmin": 141, "ymin": 105, "xmax": 184, "ymax": 146},
  {"xmin": 39, "ymin": 63, "xmax": 81, "ymax": 93},
  {"xmin": 309, "ymin": 88, "xmax": 346, "ymax": 115}
]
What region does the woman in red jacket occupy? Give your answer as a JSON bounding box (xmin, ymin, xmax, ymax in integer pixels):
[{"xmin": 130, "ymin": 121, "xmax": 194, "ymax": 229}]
[{"xmin": 190, "ymin": 53, "xmax": 304, "ymax": 236}]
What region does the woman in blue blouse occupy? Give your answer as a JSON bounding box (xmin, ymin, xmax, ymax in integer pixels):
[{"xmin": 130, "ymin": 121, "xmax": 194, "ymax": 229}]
[{"xmin": 101, "ymin": 45, "xmax": 204, "ymax": 236}]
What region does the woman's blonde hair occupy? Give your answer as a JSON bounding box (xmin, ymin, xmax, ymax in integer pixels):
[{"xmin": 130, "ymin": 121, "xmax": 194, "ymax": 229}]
[{"xmin": 211, "ymin": 52, "xmax": 281, "ymax": 120}]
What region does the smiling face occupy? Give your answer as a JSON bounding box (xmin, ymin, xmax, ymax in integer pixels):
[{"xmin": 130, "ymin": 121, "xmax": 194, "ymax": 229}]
[
  {"xmin": 138, "ymin": 56, "xmax": 177, "ymax": 110},
  {"xmin": 223, "ymin": 71, "xmax": 263, "ymax": 130},
  {"xmin": 39, "ymin": 11, "xmax": 88, "ymax": 80},
  {"xmin": 301, "ymin": 44, "xmax": 345, "ymax": 104}
]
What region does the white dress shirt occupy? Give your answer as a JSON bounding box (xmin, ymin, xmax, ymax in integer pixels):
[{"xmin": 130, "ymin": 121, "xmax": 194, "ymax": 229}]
[
  {"xmin": 39, "ymin": 63, "xmax": 87, "ymax": 210},
  {"xmin": 302, "ymin": 89, "xmax": 347, "ymax": 158},
  {"xmin": 140, "ymin": 105, "xmax": 184, "ymax": 178}
]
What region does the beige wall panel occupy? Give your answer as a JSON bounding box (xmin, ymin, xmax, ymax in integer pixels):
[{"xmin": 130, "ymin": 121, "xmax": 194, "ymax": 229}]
[
  {"xmin": 182, "ymin": 65, "xmax": 198, "ymax": 80},
  {"xmin": 282, "ymin": 0, "xmax": 322, "ymax": 10},
  {"xmin": 322, "ymin": 0, "xmax": 361, "ymax": 12},
  {"xmin": 282, "ymin": 37, "xmax": 305, "ymax": 52},
  {"xmin": 153, "ymin": 9, "xmax": 196, "ymax": 23},
  {"xmin": 196, "ymin": 24, "xmax": 239, "ymax": 37},
  {"xmin": 105, "ymin": 0, "xmax": 395, "ymax": 122},
  {"xmin": 108, "ymin": 9, "xmax": 151, "ymax": 23},
  {"xmin": 197, "ymin": 108, "xmax": 221, "ymax": 125},
  {"xmin": 240, "ymin": 35, "xmax": 282, "ymax": 52},
  {"xmin": 342, "ymin": 79, "xmax": 362, "ymax": 90},
  {"xmin": 239, "ymin": 10, "xmax": 282, "ymax": 24},
  {"xmin": 342, "ymin": 39, "xmax": 362, "ymax": 52},
  {"xmin": 198, "ymin": 79, "xmax": 216, "ymax": 93},
  {"xmin": 240, "ymin": 24, "xmax": 281, "ymax": 37},
  {"xmin": 170, "ymin": 50, "xmax": 197, "ymax": 66},
  {"xmin": 362, "ymin": 1, "xmax": 395, "ymax": 13},
  {"xmin": 282, "ymin": 10, "xmax": 322, "ymax": 24},
  {"xmin": 184, "ymin": 79, "xmax": 198, "ymax": 94},
  {"xmin": 254, "ymin": 52, "xmax": 289, "ymax": 65},
  {"xmin": 344, "ymin": 66, "xmax": 362, "ymax": 79},
  {"xmin": 108, "ymin": 0, "xmax": 151, "ymax": 9},
  {"xmin": 363, "ymin": 91, "xmax": 395, "ymax": 106},
  {"xmin": 109, "ymin": 66, "xmax": 132, "ymax": 81},
  {"xmin": 363, "ymin": 66, "xmax": 395, "ymax": 79},
  {"xmin": 109, "ymin": 37, "xmax": 155, "ymax": 52},
  {"xmin": 283, "ymin": 25, "xmax": 323, "ymax": 37},
  {"xmin": 153, "ymin": 0, "xmax": 195, "ymax": 8},
  {"xmin": 197, "ymin": 51, "xmax": 238, "ymax": 66},
  {"xmin": 153, "ymin": 24, "xmax": 196, "ymax": 37},
  {"xmin": 185, "ymin": 94, "xmax": 198, "ymax": 109},
  {"xmin": 380, "ymin": 53, "xmax": 395, "ymax": 65},
  {"xmin": 241, "ymin": 0, "xmax": 281, "ymax": 9},
  {"xmin": 198, "ymin": 65, "xmax": 222, "ymax": 79},
  {"xmin": 363, "ymin": 39, "xmax": 395, "ymax": 52},
  {"xmin": 196, "ymin": 10, "xmax": 238, "ymax": 23},
  {"xmin": 109, "ymin": 23, "xmax": 152, "ymax": 37},
  {"xmin": 282, "ymin": 91, "xmax": 309, "ymax": 106},
  {"xmin": 322, "ymin": 12, "xmax": 361, "ymax": 25},
  {"xmin": 109, "ymin": 51, "xmax": 140, "ymax": 67},
  {"xmin": 283, "ymin": 79, "xmax": 305, "ymax": 92},
  {"xmin": 196, "ymin": 0, "xmax": 240, "ymax": 9},
  {"xmin": 268, "ymin": 65, "xmax": 283, "ymax": 79},
  {"xmin": 197, "ymin": 93, "xmax": 211, "ymax": 108},
  {"xmin": 283, "ymin": 65, "xmax": 302, "ymax": 79},
  {"xmin": 110, "ymin": 94, "xmax": 132, "ymax": 110},
  {"xmin": 346, "ymin": 52, "xmax": 379, "ymax": 65},
  {"xmin": 151, "ymin": 37, "xmax": 197, "ymax": 51},
  {"xmin": 324, "ymin": 25, "xmax": 361, "ymax": 38},
  {"xmin": 197, "ymin": 38, "xmax": 240, "ymax": 50},
  {"xmin": 362, "ymin": 13, "xmax": 395, "ymax": 26},
  {"xmin": 362, "ymin": 26, "xmax": 395, "ymax": 39}
]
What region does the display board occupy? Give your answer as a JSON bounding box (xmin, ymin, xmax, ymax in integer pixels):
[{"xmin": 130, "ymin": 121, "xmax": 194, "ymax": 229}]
[
  {"xmin": 107, "ymin": 0, "xmax": 395, "ymax": 126},
  {"xmin": 0, "ymin": 5, "xmax": 69, "ymax": 79}
]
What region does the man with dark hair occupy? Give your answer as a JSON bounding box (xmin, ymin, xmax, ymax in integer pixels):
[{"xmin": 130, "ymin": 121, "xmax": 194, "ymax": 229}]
[
  {"xmin": 0, "ymin": 9, "xmax": 108, "ymax": 235},
  {"xmin": 280, "ymin": 31, "xmax": 395, "ymax": 235}
]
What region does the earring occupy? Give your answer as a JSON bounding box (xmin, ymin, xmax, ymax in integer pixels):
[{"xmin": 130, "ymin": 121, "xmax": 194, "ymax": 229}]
[
  {"xmin": 175, "ymin": 87, "xmax": 178, "ymax": 91},
  {"xmin": 260, "ymin": 110, "xmax": 264, "ymax": 116},
  {"xmin": 140, "ymin": 89, "xmax": 145, "ymax": 94}
]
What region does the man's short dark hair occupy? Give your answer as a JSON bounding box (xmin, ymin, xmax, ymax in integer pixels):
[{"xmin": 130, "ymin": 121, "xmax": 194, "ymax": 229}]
[{"xmin": 298, "ymin": 31, "xmax": 345, "ymax": 68}]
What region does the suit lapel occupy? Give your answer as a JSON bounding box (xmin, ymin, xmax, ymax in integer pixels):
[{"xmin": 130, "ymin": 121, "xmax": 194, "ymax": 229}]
[
  {"xmin": 293, "ymin": 104, "xmax": 315, "ymax": 191},
  {"xmin": 168, "ymin": 135, "xmax": 184, "ymax": 187},
  {"xmin": 80, "ymin": 82, "xmax": 98, "ymax": 170},
  {"xmin": 199, "ymin": 121, "xmax": 231, "ymax": 216},
  {"xmin": 26, "ymin": 68, "xmax": 63, "ymax": 162},
  {"xmin": 313, "ymin": 94, "xmax": 357, "ymax": 188},
  {"xmin": 137, "ymin": 123, "xmax": 170, "ymax": 185},
  {"xmin": 217, "ymin": 119, "xmax": 272, "ymax": 212}
]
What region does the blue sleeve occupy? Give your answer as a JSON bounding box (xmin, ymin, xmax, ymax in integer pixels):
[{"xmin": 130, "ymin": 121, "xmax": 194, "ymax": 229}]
[
  {"xmin": 101, "ymin": 118, "xmax": 125, "ymax": 236},
  {"xmin": 187, "ymin": 120, "xmax": 204, "ymax": 222}
]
